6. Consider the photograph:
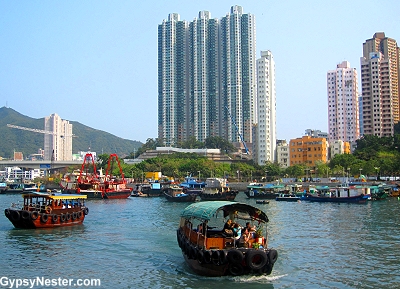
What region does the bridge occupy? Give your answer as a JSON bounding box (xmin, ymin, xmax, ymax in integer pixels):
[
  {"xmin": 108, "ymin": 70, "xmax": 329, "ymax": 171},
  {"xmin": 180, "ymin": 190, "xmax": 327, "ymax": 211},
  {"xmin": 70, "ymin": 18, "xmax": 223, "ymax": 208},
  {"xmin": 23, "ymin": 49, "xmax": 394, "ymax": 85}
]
[{"xmin": 0, "ymin": 160, "xmax": 82, "ymax": 170}]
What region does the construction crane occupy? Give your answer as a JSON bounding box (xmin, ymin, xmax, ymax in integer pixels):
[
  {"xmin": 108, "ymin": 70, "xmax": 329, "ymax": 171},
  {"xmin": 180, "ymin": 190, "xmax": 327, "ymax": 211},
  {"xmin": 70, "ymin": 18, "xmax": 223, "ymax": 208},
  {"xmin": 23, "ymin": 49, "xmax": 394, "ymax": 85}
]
[
  {"xmin": 6, "ymin": 124, "xmax": 76, "ymax": 138},
  {"xmin": 225, "ymin": 106, "xmax": 250, "ymax": 155},
  {"xmin": 7, "ymin": 123, "xmax": 76, "ymax": 161}
]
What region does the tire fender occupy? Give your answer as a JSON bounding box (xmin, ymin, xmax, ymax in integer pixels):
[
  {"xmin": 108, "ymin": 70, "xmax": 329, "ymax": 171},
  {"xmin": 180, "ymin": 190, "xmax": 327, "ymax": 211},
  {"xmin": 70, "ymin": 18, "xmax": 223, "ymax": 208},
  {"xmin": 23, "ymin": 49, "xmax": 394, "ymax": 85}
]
[
  {"xmin": 21, "ymin": 210, "xmax": 30, "ymax": 220},
  {"xmin": 203, "ymin": 250, "xmax": 212, "ymax": 264},
  {"xmin": 30, "ymin": 211, "xmax": 39, "ymax": 220},
  {"xmin": 211, "ymin": 250, "xmax": 220, "ymax": 265},
  {"xmin": 228, "ymin": 263, "xmax": 244, "ymax": 276},
  {"xmin": 268, "ymin": 249, "xmax": 278, "ymax": 265},
  {"xmin": 10, "ymin": 210, "xmax": 20, "ymax": 221},
  {"xmin": 227, "ymin": 249, "xmax": 244, "ymax": 264},
  {"xmin": 41, "ymin": 213, "xmax": 49, "ymax": 223},
  {"xmin": 246, "ymin": 250, "xmax": 268, "ymax": 270}
]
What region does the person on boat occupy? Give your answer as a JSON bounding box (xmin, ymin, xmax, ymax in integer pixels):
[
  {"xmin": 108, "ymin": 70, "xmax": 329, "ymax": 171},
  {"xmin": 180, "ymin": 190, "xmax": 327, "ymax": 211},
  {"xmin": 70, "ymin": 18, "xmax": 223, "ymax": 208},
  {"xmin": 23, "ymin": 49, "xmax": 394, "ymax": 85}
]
[
  {"xmin": 238, "ymin": 228, "xmax": 251, "ymax": 248},
  {"xmin": 245, "ymin": 222, "xmax": 256, "ymax": 238},
  {"xmin": 223, "ymin": 219, "xmax": 234, "ymax": 236},
  {"xmin": 233, "ymin": 223, "xmax": 242, "ymax": 246},
  {"xmin": 224, "ymin": 219, "xmax": 233, "ymax": 229},
  {"xmin": 196, "ymin": 222, "xmax": 207, "ymax": 235},
  {"xmin": 233, "ymin": 223, "xmax": 242, "ymax": 236}
]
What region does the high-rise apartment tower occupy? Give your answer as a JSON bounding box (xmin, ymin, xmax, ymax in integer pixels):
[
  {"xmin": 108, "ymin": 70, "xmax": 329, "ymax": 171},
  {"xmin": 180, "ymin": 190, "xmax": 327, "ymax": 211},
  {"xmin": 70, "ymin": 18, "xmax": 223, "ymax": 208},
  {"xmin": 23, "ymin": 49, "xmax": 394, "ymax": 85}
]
[
  {"xmin": 158, "ymin": 6, "xmax": 256, "ymax": 147},
  {"xmin": 44, "ymin": 113, "xmax": 73, "ymax": 161},
  {"xmin": 256, "ymin": 50, "xmax": 276, "ymax": 165},
  {"xmin": 327, "ymin": 61, "xmax": 360, "ymax": 143},
  {"xmin": 360, "ymin": 32, "xmax": 400, "ymax": 137}
]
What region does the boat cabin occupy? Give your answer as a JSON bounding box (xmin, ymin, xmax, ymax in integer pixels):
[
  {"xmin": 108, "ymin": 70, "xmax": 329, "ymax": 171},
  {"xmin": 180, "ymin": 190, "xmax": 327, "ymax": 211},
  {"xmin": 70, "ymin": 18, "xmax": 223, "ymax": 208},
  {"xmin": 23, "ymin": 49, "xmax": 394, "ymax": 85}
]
[
  {"xmin": 22, "ymin": 192, "xmax": 87, "ymax": 213},
  {"xmin": 179, "ymin": 201, "xmax": 268, "ymax": 250}
]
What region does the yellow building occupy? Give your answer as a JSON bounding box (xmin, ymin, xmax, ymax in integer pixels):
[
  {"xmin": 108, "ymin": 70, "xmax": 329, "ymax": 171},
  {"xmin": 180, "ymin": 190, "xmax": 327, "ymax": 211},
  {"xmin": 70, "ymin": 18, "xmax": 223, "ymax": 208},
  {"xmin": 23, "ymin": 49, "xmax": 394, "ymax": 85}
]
[
  {"xmin": 289, "ymin": 136, "xmax": 328, "ymax": 166},
  {"xmin": 329, "ymin": 140, "xmax": 351, "ymax": 159}
]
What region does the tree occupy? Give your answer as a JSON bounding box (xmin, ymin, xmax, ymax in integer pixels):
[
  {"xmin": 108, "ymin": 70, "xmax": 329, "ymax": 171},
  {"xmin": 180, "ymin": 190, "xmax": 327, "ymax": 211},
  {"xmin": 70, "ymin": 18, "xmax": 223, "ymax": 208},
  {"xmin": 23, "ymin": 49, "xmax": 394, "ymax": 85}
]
[
  {"xmin": 262, "ymin": 162, "xmax": 282, "ymax": 181},
  {"xmin": 354, "ymin": 135, "xmax": 393, "ymax": 160},
  {"xmin": 328, "ymin": 153, "xmax": 358, "ymax": 170},
  {"xmin": 231, "ymin": 162, "xmax": 256, "ymax": 181},
  {"xmin": 178, "ymin": 136, "xmax": 204, "ymax": 149},
  {"xmin": 204, "ymin": 136, "xmax": 236, "ymax": 153},
  {"xmin": 130, "ymin": 138, "xmax": 165, "ymax": 158},
  {"xmin": 284, "ymin": 164, "xmax": 306, "ymax": 179}
]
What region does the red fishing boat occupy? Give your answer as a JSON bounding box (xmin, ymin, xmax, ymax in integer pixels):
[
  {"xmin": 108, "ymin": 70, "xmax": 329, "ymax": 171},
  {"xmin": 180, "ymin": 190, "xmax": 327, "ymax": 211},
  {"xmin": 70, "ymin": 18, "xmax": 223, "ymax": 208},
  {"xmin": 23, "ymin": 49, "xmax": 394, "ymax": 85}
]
[
  {"xmin": 101, "ymin": 153, "xmax": 132, "ymax": 199},
  {"xmin": 60, "ymin": 153, "xmax": 131, "ymax": 199},
  {"xmin": 4, "ymin": 192, "xmax": 88, "ymax": 229}
]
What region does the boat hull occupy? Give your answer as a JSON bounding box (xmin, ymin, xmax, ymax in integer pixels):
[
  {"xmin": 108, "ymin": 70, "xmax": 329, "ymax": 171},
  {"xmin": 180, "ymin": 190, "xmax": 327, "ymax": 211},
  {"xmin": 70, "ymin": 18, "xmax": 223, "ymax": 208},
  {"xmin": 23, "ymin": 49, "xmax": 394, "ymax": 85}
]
[
  {"xmin": 244, "ymin": 191, "xmax": 278, "ymax": 199},
  {"xmin": 2, "ymin": 189, "xmax": 24, "ymax": 194},
  {"xmin": 301, "ymin": 193, "xmax": 368, "ymax": 203},
  {"xmin": 102, "ymin": 190, "xmax": 131, "ymax": 199},
  {"xmin": 131, "ymin": 188, "xmax": 162, "ymax": 197},
  {"xmin": 256, "ymin": 200, "xmax": 270, "ymax": 204},
  {"xmin": 275, "ymin": 197, "xmax": 300, "ymax": 202},
  {"xmin": 63, "ymin": 189, "xmax": 130, "ymax": 199},
  {"xmin": 199, "ymin": 191, "xmax": 238, "ymax": 201},
  {"xmin": 178, "ymin": 230, "xmax": 276, "ymax": 276},
  {"xmin": 164, "ymin": 192, "xmax": 197, "ymax": 202},
  {"xmin": 276, "ymin": 195, "xmax": 301, "ymax": 202}
]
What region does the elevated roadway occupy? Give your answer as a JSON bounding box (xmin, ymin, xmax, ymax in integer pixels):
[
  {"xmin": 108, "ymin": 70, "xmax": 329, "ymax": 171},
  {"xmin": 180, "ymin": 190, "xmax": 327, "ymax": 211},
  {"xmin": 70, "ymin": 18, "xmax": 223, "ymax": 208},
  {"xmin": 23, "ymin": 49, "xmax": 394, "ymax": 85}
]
[{"xmin": 0, "ymin": 160, "xmax": 82, "ymax": 170}]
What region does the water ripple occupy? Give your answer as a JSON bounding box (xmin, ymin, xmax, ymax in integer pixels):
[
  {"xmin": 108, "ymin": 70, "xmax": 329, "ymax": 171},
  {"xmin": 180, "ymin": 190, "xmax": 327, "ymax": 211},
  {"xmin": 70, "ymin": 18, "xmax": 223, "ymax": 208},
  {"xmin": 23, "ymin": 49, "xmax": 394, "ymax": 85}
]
[{"xmin": 1, "ymin": 194, "xmax": 400, "ymax": 288}]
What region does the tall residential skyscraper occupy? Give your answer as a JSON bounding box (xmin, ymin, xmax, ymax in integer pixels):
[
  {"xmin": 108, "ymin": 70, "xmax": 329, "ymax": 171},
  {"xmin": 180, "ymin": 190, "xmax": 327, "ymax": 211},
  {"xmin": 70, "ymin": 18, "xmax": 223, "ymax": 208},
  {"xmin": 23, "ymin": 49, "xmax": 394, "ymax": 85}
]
[
  {"xmin": 44, "ymin": 113, "xmax": 73, "ymax": 161},
  {"xmin": 158, "ymin": 6, "xmax": 256, "ymax": 147},
  {"xmin": 327, "ymin": 61, "xmax": 360, "ymax": 143},
  {"xmin": 361, "ymin": 32, "xmax": 400, "ymax": 137},
  {"xmin": 256, "ymin": 50, "xmax": 276, "ymax": 165},
  {"xmin": 158, "ymin": 13, "xmax": 188, "ymax": 146}
]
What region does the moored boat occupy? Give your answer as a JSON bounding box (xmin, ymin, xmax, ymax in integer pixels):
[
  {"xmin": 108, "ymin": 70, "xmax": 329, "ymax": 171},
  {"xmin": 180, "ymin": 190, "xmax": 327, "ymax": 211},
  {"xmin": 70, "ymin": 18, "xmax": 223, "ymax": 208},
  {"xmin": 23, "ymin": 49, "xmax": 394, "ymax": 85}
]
[
  {"xmin": 101, "ymin": 153, "xmax": 132, "ymax": 199},
  {"xmin": 369, "ymin": 185, "xmax": 389, "ymax": 201},
  {"xmin": 180, "ymin": 176, "xmax": 206, "ymax": 190},
  {"xmin": 177, "ymin": 201, "xmax": 278, "ymax": 276},
  {"xmin": 164, "ymin": 186, "xmax": 198, "ymax": 202},
  {"xmin": 130, "ymin": 182, "xmax": 162, "ymax": 197},
  {"xmin": 60, "ymin": 154, "xmax": 104, "ymax": 199},
  {"xmin": 301, "ymin": 186, "xmax": 369, "ymax": 203},
  {"xmin": 244, "ymin": 183, "xmax": 279, "ymax": 199},
  {"xmin": 0, "ymin": 182, "xmax": 7, "ymax": 193},
  {"xmin": 2, "ymin": 182, "xmax": 39, "ymax": 194},
  {"xmin": 255, "ymin": 200, "xmax": 270, "ymax": 204},
  {"xmin": 275, "ymin": 193, "xmax": 301, "ymax": 202},
  {"xmin": 4, "ymin": 192, "xmax": 89, "ymax": 229},
  {"xmin": 199, "ymin": 178, "xmax": 238, "ymax": 201},
  {"xmin": 60, "ymin": 153, "xmax": 131, "ymax": 199}
]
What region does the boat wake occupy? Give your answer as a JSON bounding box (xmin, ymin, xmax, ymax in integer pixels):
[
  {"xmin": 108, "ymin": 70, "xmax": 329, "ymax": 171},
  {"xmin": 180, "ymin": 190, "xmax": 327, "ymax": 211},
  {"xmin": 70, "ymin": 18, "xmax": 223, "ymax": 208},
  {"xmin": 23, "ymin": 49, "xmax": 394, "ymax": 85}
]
[{"xmin": 234, "ymin": 273, "xmax": 287, "ymax": 282}]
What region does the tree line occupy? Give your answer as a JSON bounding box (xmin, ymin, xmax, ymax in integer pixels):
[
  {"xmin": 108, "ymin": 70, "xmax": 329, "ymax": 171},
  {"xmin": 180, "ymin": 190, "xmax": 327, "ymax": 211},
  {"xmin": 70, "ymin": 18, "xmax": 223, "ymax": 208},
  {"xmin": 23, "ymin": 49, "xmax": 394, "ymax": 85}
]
[
  {"xmin": 43, "ymin": 130, "xmax": 400, "ymax": 185},
  {"xmin": 93, "ymin": 131, "xmax": 400, "ymax": 182}
]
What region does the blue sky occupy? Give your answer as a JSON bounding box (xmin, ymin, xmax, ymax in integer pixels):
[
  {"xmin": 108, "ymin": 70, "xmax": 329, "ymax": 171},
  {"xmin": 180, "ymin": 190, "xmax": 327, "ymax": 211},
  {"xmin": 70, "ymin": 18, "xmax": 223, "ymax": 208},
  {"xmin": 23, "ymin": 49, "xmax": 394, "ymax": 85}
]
[{"xmin": 1, "ymin": 1, "xmax": 399, "ymax": 143}]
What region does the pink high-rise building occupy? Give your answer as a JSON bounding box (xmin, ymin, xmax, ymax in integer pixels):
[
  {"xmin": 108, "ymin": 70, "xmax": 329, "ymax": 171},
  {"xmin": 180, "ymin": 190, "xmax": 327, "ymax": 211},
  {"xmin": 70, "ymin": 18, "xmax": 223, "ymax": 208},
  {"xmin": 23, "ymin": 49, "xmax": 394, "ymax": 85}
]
[{"xmin": 327, "ymin": 61, "xmax": 360, "ymax": 144}]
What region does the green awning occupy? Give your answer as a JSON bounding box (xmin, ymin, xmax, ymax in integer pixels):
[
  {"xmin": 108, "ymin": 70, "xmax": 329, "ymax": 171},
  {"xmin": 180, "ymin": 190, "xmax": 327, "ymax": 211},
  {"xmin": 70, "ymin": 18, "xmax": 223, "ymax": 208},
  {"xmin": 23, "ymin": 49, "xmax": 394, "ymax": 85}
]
[{"xmin": 180, "ymin": 201, "xmax": 269, "ymax": 223}]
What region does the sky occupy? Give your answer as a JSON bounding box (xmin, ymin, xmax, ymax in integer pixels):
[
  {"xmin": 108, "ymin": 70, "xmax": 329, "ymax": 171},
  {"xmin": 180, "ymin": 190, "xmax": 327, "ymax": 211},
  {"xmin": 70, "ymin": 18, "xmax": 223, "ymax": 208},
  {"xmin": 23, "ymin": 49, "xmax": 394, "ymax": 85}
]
[{"xmin": 1, "ymin": 0, "xmax": 399, "ymax": 144}]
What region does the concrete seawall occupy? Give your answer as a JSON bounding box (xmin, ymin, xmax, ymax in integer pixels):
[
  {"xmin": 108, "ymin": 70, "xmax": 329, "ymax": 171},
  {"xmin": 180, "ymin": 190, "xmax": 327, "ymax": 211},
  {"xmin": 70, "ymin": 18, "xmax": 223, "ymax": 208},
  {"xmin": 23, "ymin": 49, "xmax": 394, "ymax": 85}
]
[{"xmin": 228, "ymin": 182, "xmax": 249, "ymax": 192}]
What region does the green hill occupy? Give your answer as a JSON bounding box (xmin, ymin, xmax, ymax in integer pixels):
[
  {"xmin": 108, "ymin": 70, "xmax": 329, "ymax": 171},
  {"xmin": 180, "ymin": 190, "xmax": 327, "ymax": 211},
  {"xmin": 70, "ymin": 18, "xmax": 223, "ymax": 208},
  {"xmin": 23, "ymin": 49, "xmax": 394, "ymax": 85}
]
[{"xmin": 0, "ymin": 107, "xmax": 142, "ymax": 159}]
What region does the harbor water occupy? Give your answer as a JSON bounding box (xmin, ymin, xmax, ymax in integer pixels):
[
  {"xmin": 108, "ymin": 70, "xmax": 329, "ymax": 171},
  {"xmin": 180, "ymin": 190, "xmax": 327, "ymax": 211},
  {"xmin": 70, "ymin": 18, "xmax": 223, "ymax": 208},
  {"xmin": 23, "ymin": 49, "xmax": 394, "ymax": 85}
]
[{"xmin": 1, "ymin": 192, "xmax": 400, "ymax": 289}]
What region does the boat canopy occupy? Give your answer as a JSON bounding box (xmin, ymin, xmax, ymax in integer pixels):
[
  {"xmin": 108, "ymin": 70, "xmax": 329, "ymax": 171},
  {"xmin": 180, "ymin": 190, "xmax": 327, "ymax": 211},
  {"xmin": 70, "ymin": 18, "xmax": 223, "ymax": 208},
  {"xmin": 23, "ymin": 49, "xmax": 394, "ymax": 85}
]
[
  {"xmin": 247, "ymin": 183, "xmax": 276, "ymax": 189},
  {"xmin": 22, "ymin": 192, "xmax": 87, "ymax": 200},
  {"xmin": 180, "ymin": 201, "xmax": 269, "ymax": 223}
]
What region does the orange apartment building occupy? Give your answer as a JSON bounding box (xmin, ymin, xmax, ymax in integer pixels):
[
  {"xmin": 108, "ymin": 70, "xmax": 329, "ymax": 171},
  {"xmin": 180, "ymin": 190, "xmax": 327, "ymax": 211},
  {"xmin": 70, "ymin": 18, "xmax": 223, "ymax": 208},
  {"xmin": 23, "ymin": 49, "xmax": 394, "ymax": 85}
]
[{"xmin": 289, "ymin": 136, "xmax": 328, "ymax": 166}]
